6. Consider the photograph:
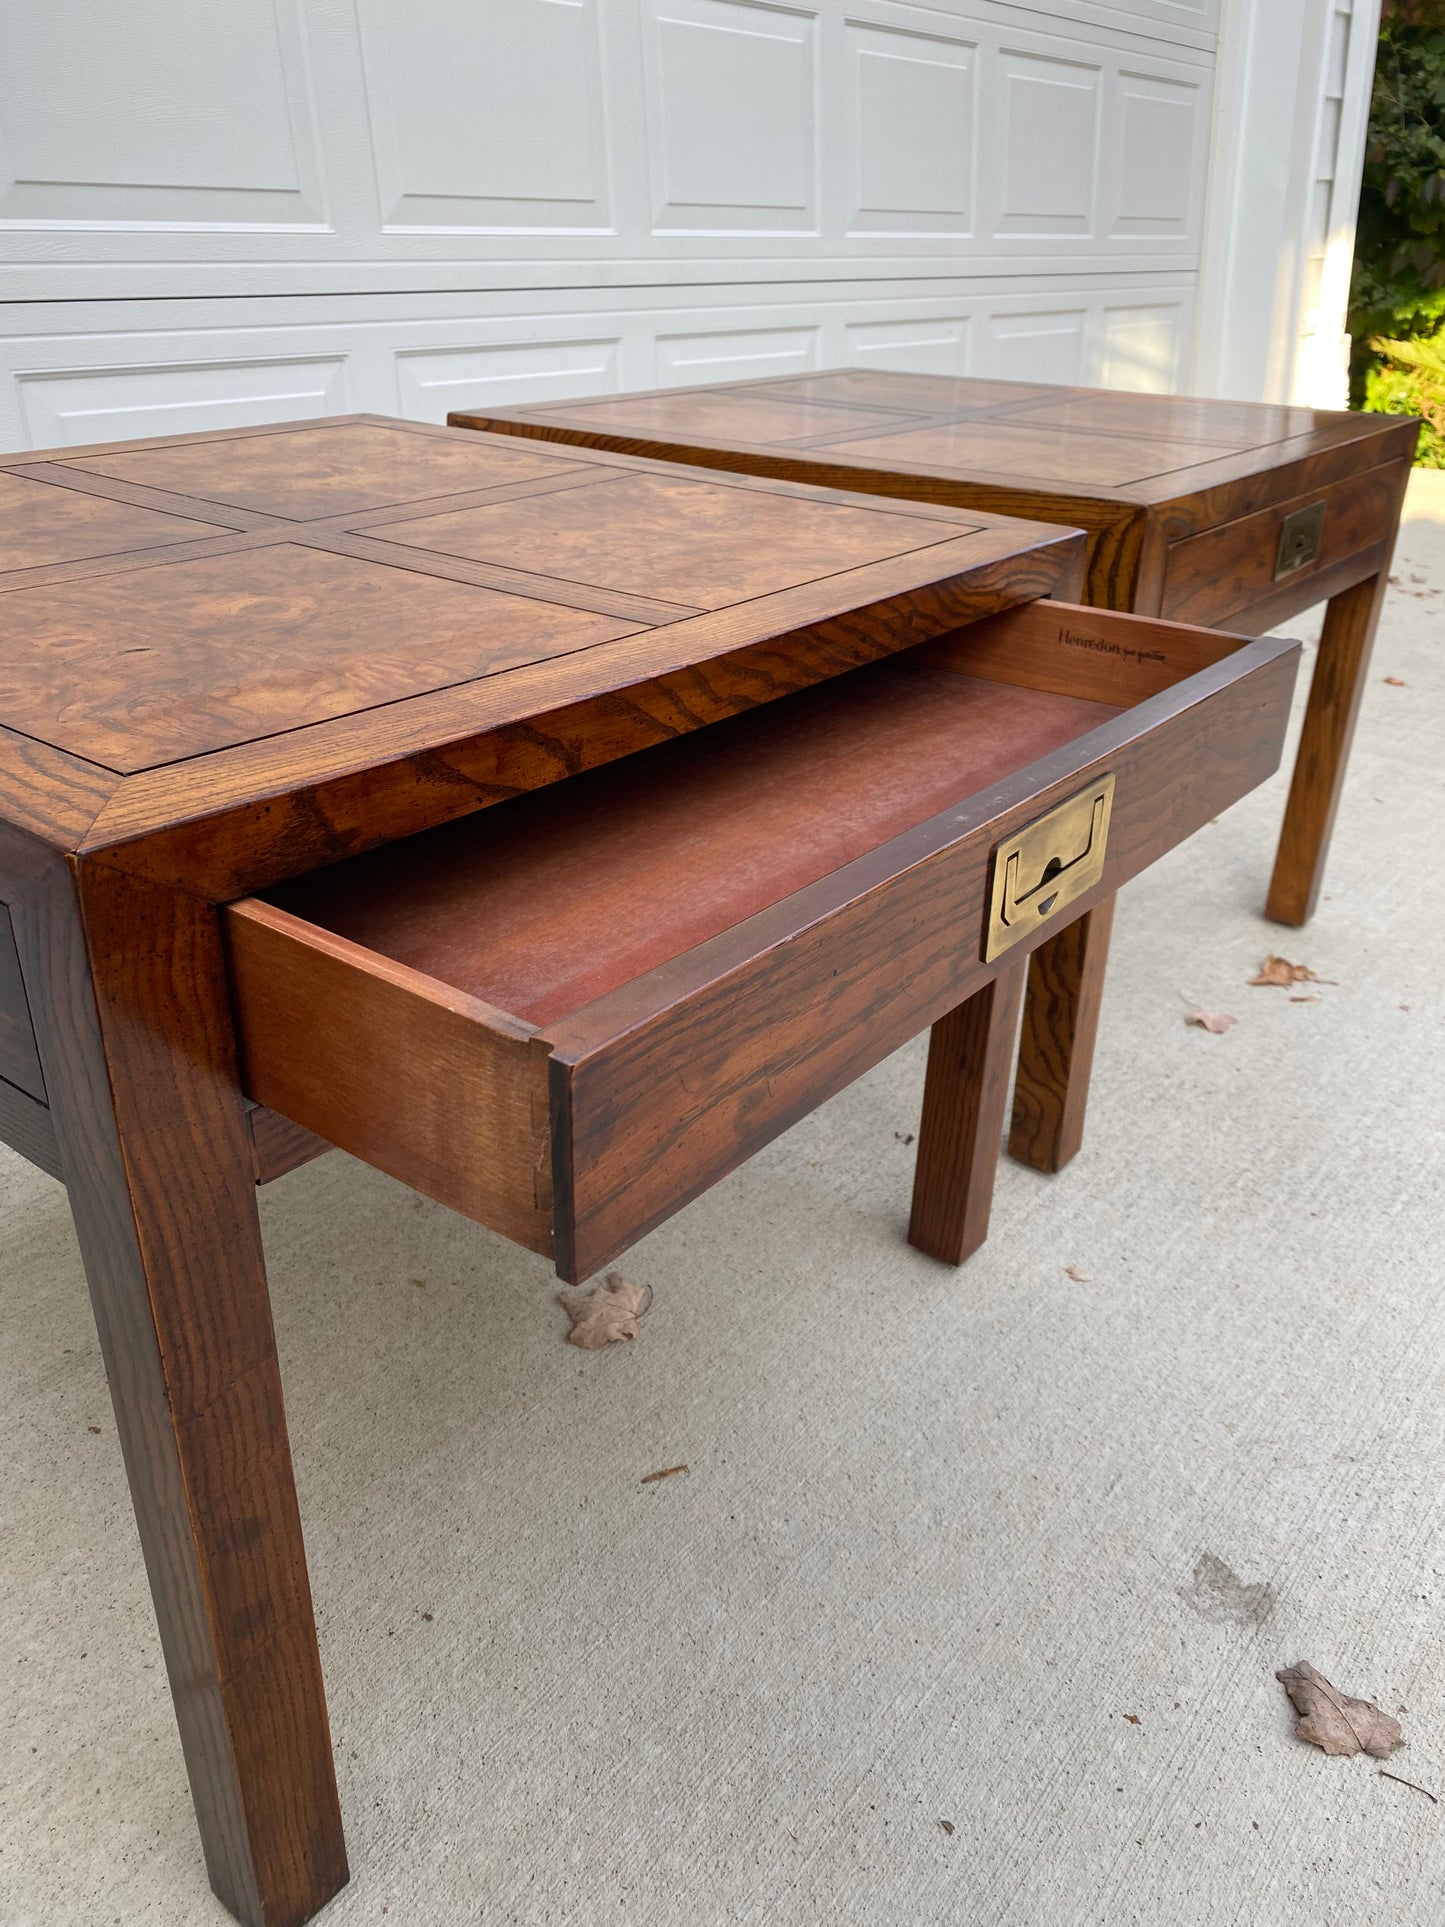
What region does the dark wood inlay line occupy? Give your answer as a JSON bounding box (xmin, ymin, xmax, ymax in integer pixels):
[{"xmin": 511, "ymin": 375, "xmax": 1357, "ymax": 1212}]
[
  {"xmin": 14, "ymin": 461, "xmax": 287, "ymax": 530},
  {"xmin": 0, "ymin": 528, "xmax": 286, "ymax": 599},
  {"xmin": 0, "ymin": 412, "xmax": 381, "ymax": 472},
  {"xmin": 447, "ymin": 413, "xmax": 996, "ymax": 525},
  {"xmin": 77, "ymin": 524, "xmax": 1080, "ymax": 860},
  {"xmin": 302, "ymin": 528, "xmax": 696, "ymax": 626},
  {"xmin": 775, "ymin": 410, "xmax": 1245, "ymax": 474},
  {"xmin": 321, "ymin": 466, "xmax": 613, "ymax": 533},
  {"xmin": 979, "ymin": 395, "xmax": 1273, "ymax": 445}
]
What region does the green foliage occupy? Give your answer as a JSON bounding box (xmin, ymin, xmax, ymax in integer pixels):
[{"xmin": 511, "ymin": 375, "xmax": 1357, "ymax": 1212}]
[
  {"xmin": 1364, "ymin": 338, "xmax": 1445, "ymax": 463},
  {"xmin": 1348, "ymin": 2, "xmax": 1445, "ymax": 459}
]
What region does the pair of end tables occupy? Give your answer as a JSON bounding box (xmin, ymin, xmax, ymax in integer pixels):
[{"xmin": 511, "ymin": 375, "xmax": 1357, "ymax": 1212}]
[{"xmin": 0, "ymin": 376, "xmax": 1413, "ymax": 1924}]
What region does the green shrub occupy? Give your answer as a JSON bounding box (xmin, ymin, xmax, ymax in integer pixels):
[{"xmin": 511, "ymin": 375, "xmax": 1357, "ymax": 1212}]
[
  {"xmin": 1364, "ymin": 333, "xmax": 1445, "ymax": 462},
  {"xmin": 1348, "ymin": 0, "xmax": 1445, "ymax": 462}
]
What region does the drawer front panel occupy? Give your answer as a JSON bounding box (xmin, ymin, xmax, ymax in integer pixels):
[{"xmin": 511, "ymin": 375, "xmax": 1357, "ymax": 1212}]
[
  {"xmin": 1159, "ymin": 462, "xmax": 1404, "ymax": 627},
  {"xmin": 0, "ymin": 902, "xmax": 46, "ymax": 1103},
  {"xmin": 546, "ymin": 642, "xmax": 1298, "ymax": 1280}
]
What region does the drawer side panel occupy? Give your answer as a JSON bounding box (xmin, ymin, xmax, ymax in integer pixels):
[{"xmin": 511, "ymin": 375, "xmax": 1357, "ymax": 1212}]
[{"xmin": 226, "ymin": 902, "xmax": 553, "ymax": 1255}]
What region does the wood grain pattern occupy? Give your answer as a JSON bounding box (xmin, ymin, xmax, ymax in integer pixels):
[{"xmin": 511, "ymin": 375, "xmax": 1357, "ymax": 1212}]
[
  {"xmin": 804, "ymin": 417, "xmax": 1248, "ymax": 489},
  {"xmin": 227, "ymin": 900, "xmax": 553, "ymax": 1253},
  {"xmin": 910, "ymin": 598, "xmax": 1251, "ymax": 708},
  {"xmin": 998, "ymin": 390, "xmax": 1318, "ymax": 447},
  {"xmin": 373, "ymin": 468, "xmax": 973, "ymax": 610},
  {"xmin": 259, "ymin": 661, "xmax": 1118, "ymax": 1027},
  {"xmin": 908, "ymin": 963, "xmax": 1028, "ymax": 1264},
  {"xmin": 543, "ymin": 640, "xmax": 1297, "ymax": 1279},
  {"xmin": 758, "ymin": 370, "xmax": 1057, "ymax": 413},
  {"xmin": 246, "ymin": 1104, "xmax": 331, "ymax": 1186},
  {"xmin": 82, "ymin": 528, "xmax": 1083, "ymax": 891},
  {"xmin": 1159, "ymin": 462, "xmax": 1408, "ymax": 627},
  {"xmin": 64, "ymin": 420, "xmax": 581, "ymax": 521},
  {"xmin": 9, "ymin": 858, "xmax": 347, "ymax": 1927},
  {"xmin": 453, "ymin": 373, "xmax": 1414, "ymax": 1233},
  {"xmin": 0, "ymin": 541, "xmax": 641, "ymax": 772},
  {"xmin": 0, "ymin": 408, "xmax": 1314, "ymax": 1924},
  {"xmin": 0, "ymin": 417, "xmax": 1077, "ymax": 834},
  {"xmin": 1008, "ymin": 895, "xmax": 1117, "ymax": 1173},
  {"xmin": 0, "ymin": 900, "xmax": 45, "ymax": 1099},
  {"xmin": 231, "ymin": 630, "xmax": 1295, "ymax": 1283},
  {"xmin": 0, "ymin": 722, "xmax": 122, "ymax": 854},
  {"xmin": 546, "ymin": 389, "xmax": 921, "ymax": 443},
  {"xmin": 1267, "ymin": 569, "xmax": 1393, "ymax": 926},
  {"xmin": 454, "ymin": 370, "xmax": 1407, "ymax": 515},
  {"xmin": 0, "ymin": 470, "xmax": 231, "ymax": 569},
  {"xmin": 0, "ymin": 1068, "xmax": 61, "ymax": 1179}
]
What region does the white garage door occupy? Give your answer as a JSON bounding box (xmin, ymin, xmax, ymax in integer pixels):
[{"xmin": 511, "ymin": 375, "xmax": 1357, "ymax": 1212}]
[{"xmin": 0, "ymin": 0, "xmax": 1219, "ymax": 451}]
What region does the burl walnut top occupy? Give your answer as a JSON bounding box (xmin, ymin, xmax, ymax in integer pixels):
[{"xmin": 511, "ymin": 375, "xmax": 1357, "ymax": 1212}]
[
  {"xmin": 0, "ymin": 414, "xmax": 1079, "ymax": 884},
  {"xmin": 455, "ymin": 369, "xmax": 1406, "ymax": 508}
]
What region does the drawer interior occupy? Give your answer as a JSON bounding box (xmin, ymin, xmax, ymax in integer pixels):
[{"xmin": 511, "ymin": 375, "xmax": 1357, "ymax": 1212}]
[
  {"xmin": 229, "ymin": 598, "xmax": 1290, "ymax": 1279},
  {"xmin": 264, "ymin": 661, "xmax": 1119, "ymax": 1027}
]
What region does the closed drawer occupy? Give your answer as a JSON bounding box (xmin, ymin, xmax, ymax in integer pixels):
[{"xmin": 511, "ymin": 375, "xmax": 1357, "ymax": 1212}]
[
  {"xmin": 225, "ymin": 603, "xmax": 1298, "ymax": 1282},
  {"xmin": 1160, "ymin": 461, "xmax": 1405, "ymax": 628}
]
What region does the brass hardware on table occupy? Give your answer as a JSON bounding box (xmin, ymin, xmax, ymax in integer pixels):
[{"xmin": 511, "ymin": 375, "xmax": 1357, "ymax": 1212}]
[
  {"xmin": 984, "ymin": 774, "xmax": 1115, "ymax": 962},
  {"xmin": 1275, "ymin": 500, "xmax": 1325, "ymax": 580}
]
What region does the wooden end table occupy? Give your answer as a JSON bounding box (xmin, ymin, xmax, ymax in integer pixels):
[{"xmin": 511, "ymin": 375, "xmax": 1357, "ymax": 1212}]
[
  {"xmin": 453, "ymin": 374, "xmax": 1417, "ymax": 1174},
  {"xmin": 0, "ymin": 415, "xmax": 1297, "ymax": 1924}
]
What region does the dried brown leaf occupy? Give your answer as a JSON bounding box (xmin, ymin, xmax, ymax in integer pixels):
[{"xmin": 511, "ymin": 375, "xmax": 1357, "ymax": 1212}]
[
  {"xmin": 559, "ymin": 1272, "xmax": 652, "ymax": 1350},
  {"xmin": 1248, "ymin": 955, "xmax": 1333, "ymax": 988},
  {"xmin": 1185, "ymin": 1009, "xmax": 1238, "ymax": 1034},
  {"xmin": 1276, "ymin": 1661, "xmax": 1405, "ymax": 1760},
  {"xmin": 641, "ymin": 1463, "xmax": 688, "ymax": 1485}
]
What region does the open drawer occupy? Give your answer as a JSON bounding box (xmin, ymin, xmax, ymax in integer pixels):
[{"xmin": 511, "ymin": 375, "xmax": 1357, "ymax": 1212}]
[{"xmin": 225, "ymin": 601, "xmax": 1299, "ymax": 1282}]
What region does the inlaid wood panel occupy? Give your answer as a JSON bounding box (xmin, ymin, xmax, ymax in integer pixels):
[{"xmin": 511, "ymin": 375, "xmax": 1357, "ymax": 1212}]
[
  {"xmin": 379, "ymin": 471, "xmax": 974, "ymax": 610},
  {"xmin": 1000, "ymin": 390, "xmax": 1316, "ymax": 446},
  {"xmin": 808, "ymin": 418, "xmax": 1243, "ymax": 487},
  {"xmin": 64, "ymin": 421, "xmax": 583, "ymax": 521},
  {"xmin": 0, "ymin": 472, "xmax": 231, "ymax": 569},
  {"xmin": 0, "ymin": 416, "xmax": 1089, "ymax": 786},
  {"xmin": 535, "ymin": 391, "xmax": 917, "ymax": 445},
  {"xmin": 0, "ymin": 543, "xmax": 640, "ymax": 772},
  {"xmin": 761, "ymin": 371, "xmax": 1055, "ymax": 414},
  {"xmin": 0, "ymin": 412, "xmax": 1077, "ymax": 833},
  {"xmin": 459, "ymin": 367, "xmax": 1402, "ymax": 512}
]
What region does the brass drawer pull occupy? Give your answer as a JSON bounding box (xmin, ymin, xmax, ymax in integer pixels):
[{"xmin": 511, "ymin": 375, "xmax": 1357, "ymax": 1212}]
[
  {"xmin": 984, "ymin": 774, "xmax": 1115, "ymax": 961},
  {"xmin": 1275, "ymin": 500, "xmax": 1325, "ymax": 579}
]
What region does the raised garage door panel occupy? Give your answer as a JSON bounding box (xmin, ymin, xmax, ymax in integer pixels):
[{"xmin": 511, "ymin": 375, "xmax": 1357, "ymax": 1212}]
[{"xmin": 0, "ymin": 2, "xmax": 1215, "ymax": 445}]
